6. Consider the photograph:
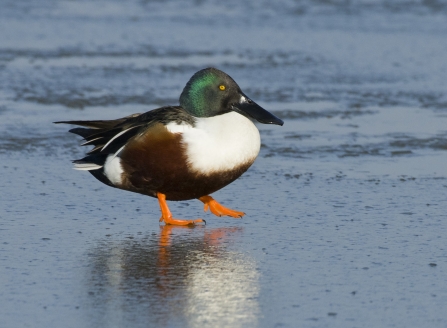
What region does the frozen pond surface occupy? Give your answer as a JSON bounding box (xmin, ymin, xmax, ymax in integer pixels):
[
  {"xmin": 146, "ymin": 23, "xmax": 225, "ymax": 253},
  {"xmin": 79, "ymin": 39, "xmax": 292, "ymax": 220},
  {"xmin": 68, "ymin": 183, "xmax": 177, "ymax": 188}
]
[{"xmin": 1, "ymin": 1, "xmax": 447, "ymax": 327}]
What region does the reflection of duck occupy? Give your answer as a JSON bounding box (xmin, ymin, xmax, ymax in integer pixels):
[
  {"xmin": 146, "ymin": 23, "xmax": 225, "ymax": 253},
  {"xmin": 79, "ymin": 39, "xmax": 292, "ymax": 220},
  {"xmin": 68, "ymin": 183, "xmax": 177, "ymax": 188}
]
[
  {"xmin": 85, "ymin": 226, "xmax": 260, "ymax": 327},
  {"xmin": 57, "ymin": 68, "xmax": 283, "ymax": 225}
]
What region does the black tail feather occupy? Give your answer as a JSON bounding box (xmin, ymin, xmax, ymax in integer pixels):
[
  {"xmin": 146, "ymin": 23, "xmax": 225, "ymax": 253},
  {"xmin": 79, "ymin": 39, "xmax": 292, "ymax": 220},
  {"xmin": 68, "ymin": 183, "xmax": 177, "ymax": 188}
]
[
  {"xmin": 89, "ymin": 170, "xmax": 116, "ymax": 188},
  {"xmin": 68, "ymin": 127, "xmax": 99, "ymax": 139},
  {"xmin": 73, "ymin": 153, "xmax": 108, "ymax": 166},
  {"xmin": 55, "ymin": 119, "xmax": 124, "ymax": 129},
  {"xmin": 72, "ymin": 153, "xmax": 115, "ymax": 187}
]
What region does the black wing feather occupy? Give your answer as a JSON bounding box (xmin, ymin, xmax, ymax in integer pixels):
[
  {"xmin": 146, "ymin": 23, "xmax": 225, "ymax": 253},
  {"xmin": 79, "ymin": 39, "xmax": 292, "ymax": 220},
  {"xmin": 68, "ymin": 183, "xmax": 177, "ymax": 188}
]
[
  {"xmin": 68, "ymin": 127, "xmax": 98, "ymax": 139},
  {"xmin": 55, "ymin": 106, "xmax": 195, "ymax": 159}
]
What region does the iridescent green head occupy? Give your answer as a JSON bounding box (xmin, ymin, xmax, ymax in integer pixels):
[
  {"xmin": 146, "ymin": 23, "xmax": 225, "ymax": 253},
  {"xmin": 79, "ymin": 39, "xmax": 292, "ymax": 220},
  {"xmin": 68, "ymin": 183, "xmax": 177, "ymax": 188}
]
[
  {"xmin": 180, "ymin": 67, "xmax": 240, "ymax": 117},
  {"xmin": 180, "ymin": 67, "xmax": 284, "ymax": 125}
]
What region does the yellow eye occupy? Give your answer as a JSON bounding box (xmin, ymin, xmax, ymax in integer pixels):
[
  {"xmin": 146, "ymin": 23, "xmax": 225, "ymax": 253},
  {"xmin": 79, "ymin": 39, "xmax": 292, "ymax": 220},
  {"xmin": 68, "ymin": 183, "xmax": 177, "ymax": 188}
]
[{"xmin": 219, "ymin": 85, "xmax": 226, "ymax": 91}]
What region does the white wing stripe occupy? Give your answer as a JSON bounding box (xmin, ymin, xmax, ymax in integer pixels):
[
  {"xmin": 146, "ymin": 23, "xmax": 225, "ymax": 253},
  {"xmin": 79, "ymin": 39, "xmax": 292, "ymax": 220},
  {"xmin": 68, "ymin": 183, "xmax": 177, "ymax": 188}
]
[
  {"xmin": 73, "ymin": 163, "xmax": 103, "ymax": 171},
  {"xmin": 81, "ymin": 136, "xmax": 102, "ymax": 146},
  {"xmin": 101, "ymin": 126, "xmax": 137, "ymax": 151}
]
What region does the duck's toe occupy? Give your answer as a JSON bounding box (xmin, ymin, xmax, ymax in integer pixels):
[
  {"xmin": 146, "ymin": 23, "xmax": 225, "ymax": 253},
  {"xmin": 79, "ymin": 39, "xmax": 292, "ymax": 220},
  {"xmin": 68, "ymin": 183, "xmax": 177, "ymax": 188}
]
[
  {"xmin": 199, "ymin": 195, "xmax": 245, "ymax": 218},
  {"xmin": 161, "ymin": 216, "xmax": 205, "ymax": 226}
]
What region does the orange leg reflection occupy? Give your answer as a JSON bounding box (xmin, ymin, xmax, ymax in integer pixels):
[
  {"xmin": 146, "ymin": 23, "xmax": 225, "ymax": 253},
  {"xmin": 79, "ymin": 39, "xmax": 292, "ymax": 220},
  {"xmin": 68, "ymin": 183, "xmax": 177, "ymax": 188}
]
[
  {"xmin": 158, "ymin": 225, "xmax": 241, "ymax": 249},
  {"xmin": 198, "ymin": 195, "xmax": 245, "ymax": 218},
  {"xmin": 156, "ymin": 225, "xmax": 242, "ymax": 303}
]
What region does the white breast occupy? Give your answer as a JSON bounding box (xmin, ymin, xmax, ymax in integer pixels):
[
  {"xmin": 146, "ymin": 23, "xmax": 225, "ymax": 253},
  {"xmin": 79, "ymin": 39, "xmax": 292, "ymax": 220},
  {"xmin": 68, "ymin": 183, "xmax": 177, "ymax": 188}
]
[{"xmin": 166, "ymin": 112, "xmax": 261, "ymax": 175}]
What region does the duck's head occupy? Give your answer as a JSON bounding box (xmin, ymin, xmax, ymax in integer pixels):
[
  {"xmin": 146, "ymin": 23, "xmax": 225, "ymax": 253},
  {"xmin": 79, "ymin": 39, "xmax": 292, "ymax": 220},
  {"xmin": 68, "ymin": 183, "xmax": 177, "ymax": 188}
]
[{"xmin": 180, "ymin": 67, "xmax": 283, "ymax": 126}]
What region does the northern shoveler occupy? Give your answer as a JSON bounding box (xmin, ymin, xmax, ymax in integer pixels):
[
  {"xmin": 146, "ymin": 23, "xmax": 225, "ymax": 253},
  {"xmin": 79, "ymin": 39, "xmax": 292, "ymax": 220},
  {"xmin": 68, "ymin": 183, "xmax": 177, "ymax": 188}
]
[{"xmin": 56, "ymin": 67, "xmax": 283, "ymax": 226}]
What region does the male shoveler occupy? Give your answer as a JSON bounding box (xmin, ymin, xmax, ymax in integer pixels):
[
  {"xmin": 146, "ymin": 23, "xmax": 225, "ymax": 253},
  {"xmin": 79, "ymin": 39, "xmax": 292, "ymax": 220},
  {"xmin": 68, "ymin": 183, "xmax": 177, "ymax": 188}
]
[{"xmin": 56, "ymin": 67, "xmax": 283, "ymax": 226}]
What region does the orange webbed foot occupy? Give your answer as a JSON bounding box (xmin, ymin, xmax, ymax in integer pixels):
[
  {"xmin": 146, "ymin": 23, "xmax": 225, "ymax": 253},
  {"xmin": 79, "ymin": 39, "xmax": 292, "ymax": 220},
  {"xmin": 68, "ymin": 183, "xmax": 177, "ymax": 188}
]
[
  {"xmin": 199, "ymin": 195, "xmax": 245, "ymax": 218},
  {"xmin": 159, "ymin": 216, "xmax": 205, "ymax": 226},
  {"xmin": 157, "ymin": 192, "xmax": 205, "ymax": 226}
]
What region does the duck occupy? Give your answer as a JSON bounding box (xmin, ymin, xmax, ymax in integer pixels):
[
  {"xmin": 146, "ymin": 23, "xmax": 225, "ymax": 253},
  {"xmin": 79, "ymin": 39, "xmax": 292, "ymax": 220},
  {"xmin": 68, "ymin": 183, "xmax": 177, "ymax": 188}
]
[{"xmin": 56, "ymin": 67, "xmax": 283, "ymax": 226}]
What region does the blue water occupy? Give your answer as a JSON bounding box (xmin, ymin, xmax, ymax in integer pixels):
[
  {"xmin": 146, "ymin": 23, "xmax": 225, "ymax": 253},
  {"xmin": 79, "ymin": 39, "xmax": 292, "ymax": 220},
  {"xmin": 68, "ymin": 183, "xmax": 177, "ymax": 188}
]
[{"xmin": 1, "ymin": 1, "xmax": 447, "ymax": 327}]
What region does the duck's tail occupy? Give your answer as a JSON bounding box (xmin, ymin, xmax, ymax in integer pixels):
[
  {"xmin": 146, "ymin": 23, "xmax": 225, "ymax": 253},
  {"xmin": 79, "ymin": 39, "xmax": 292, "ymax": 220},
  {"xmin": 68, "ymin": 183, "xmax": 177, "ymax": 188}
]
[{"xmin": 55, "ymin": 116, "xmax": 142, "ymax": 187}]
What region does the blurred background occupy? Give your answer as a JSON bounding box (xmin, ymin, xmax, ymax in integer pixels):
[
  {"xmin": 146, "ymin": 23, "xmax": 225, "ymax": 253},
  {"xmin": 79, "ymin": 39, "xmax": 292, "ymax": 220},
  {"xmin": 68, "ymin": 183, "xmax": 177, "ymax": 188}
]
[{"xmin": 1, "ymin": 1, "xmax": 447, "ymax": 327}]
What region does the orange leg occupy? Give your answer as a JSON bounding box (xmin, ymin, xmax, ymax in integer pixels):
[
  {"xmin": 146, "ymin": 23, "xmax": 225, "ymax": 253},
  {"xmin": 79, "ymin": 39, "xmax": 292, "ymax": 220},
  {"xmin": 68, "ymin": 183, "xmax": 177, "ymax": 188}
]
[
  {"xmin": 157, "ymin": 192, "xmax": 205, "ymax": 226},
  {"xmin": 198, "ymin": 195, "xmax": 245, "ymax": 218}
]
